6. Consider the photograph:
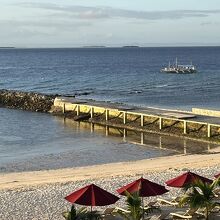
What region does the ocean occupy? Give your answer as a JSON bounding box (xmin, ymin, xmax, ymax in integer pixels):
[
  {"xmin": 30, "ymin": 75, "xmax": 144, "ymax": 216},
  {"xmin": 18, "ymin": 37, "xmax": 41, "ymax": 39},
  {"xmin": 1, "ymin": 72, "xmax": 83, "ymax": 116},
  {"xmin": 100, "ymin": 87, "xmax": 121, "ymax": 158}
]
[
  {"xmin": 1, "ymin": 47, "xmax": 220, "ymax": 109},
  {"xmin": 0, "ymin": 47, "xmax": 220, "ymax": 172}
]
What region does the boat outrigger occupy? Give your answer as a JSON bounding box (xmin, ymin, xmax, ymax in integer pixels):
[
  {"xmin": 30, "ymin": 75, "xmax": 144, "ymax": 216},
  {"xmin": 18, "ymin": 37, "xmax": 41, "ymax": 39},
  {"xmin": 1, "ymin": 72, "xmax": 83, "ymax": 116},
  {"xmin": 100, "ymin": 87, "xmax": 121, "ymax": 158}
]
[{"xmin": 161, "ymin": 58, "xmax": 197, "ymax": 74}]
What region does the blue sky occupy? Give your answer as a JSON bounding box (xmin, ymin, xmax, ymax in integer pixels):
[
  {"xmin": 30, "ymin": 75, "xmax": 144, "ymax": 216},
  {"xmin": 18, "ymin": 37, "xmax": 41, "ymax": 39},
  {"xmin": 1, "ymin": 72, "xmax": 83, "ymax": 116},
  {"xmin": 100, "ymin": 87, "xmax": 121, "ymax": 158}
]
[{"xmin": 1, "ymin": 0, "xmax": 220, "ymax": 47}]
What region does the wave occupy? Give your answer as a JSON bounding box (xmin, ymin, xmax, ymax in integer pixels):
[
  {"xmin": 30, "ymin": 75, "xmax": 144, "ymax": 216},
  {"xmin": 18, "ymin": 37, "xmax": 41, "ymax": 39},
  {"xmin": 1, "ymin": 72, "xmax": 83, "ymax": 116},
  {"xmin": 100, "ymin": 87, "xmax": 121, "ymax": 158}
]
[{"xmin": 155, "ymin": 84, "xmax": 168, "ymax": 88}]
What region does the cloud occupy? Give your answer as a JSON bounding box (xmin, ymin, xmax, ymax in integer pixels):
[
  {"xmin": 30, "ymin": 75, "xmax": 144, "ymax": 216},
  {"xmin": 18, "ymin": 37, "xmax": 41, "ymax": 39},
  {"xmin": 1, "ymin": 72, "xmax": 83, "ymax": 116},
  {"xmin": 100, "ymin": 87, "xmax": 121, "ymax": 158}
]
[
  {"xmin": 200, "ymin": 21, "xmax": 220, "ymax": 26},
  {"xmin": 17, "ymin": 3, "xmax": 110, "ymax": 19},
  {"xmin": 0, "ymin": 19, "xmax": 92, "ymax": 39},
  {"xmin": 2, "ymin": 2, "xmax": 220, "ymax": 46},
  {"xmin": 0, "ymin": 19, "xmax": 91, "ymax": 29},
  {"xmin": 16, "ymin": 2, "xmax": 220, "ymax": 20}
]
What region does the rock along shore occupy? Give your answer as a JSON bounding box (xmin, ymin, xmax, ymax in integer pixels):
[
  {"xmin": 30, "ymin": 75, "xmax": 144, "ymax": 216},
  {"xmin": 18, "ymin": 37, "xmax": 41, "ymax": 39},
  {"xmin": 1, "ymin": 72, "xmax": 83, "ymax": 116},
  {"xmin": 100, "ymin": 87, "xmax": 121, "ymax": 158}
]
[{"xmin": 0, "ymin": 89, "xmax": 57, "ymax": 112}]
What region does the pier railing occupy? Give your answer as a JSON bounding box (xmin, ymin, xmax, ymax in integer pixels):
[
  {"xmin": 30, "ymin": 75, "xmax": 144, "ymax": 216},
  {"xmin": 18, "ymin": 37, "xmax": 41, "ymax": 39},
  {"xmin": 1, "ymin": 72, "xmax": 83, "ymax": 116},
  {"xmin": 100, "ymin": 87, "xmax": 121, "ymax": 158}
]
[{"xmin": 54, "ymin": 97, "xmax": 220, "ymax": 140}]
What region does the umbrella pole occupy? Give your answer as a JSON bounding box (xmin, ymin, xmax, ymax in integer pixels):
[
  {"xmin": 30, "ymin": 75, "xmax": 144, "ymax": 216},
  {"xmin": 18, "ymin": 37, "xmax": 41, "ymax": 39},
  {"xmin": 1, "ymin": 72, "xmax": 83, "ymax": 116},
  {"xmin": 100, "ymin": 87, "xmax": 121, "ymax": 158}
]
[
  {"xmin": 142, "ymin": 197, "xmax": 144, "ymax": 220},
  {"xmin": 90, "ymin": 205, "xmax": 92, "ymax": 220}
]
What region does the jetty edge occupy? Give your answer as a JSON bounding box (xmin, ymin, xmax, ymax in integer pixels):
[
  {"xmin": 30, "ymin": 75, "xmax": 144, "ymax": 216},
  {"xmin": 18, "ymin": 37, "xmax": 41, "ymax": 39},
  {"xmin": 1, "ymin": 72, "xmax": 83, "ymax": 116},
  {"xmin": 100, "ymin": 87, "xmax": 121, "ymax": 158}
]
[
  {"xmin": 1, "ymin": 89, "xmax": 220, "ymax": 143},
  {"xmin": 53, "ymin": 96, "xmax": 220, "ymax": 143}
]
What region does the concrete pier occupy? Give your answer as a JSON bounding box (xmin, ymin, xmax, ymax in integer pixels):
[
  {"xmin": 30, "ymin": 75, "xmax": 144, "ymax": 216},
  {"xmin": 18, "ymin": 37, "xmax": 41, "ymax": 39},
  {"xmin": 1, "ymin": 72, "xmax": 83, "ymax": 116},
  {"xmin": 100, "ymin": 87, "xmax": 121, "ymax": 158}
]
[
  {"xmin": 76, "ymin": 105, "xmax": 80, "ymax": 116},
  {"xmin": 90, "ymin": 107, "xmax": 94, "ymax": 118},
  {"xmin": 184, "ymin": 121, "xmax": 187, "ymax": 134},
  {"xmin": 141, "ymin": 115, "xmax": 144, "ymax": 127},
  {"xmin": 159, "ymin": 117, "xmax": 163, "ymax": 130},
  {"xmin": 123, "ymin": 112, "xmax": 127, "ymax": 124},
  {"xmin": 54, "ymin": 97, "xmax": 220, "ymax": 141}
]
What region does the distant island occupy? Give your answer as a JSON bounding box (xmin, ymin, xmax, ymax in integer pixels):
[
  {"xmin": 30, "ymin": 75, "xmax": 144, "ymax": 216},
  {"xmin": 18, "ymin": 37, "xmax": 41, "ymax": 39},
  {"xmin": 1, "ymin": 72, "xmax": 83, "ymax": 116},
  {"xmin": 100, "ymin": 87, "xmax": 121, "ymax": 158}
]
[
  {"xmin": 122, "ymin": 46, "xmax": 140, "ymax": 48},
  {"xmin": 83, "ymin": 46, "xmax": 107, "ymax": 48},
  {"xmin": 0, "ymin": 47, "xmax": 15, "ymax": 49}
]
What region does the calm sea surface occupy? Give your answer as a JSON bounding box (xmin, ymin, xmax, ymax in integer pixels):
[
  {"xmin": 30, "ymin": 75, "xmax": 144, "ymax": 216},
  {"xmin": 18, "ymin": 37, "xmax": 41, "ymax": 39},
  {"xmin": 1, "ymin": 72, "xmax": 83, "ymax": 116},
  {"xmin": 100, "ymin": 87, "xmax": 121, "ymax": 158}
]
[
  {"xmin": 0, "ymin": 47, "xmax": 220, "ymax": 172},
  {"xmin": 1, "ymin": 47, "xmax": 220, "ymax": 109}
]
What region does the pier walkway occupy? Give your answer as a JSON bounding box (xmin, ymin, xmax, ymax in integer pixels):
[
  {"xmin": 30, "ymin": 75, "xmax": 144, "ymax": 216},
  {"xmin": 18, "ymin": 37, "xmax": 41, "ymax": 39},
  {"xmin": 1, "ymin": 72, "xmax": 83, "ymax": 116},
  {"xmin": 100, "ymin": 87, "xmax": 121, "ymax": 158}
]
[{"xmin": 54, "ymin": 97, "xmax": 220, "ymax": 139}]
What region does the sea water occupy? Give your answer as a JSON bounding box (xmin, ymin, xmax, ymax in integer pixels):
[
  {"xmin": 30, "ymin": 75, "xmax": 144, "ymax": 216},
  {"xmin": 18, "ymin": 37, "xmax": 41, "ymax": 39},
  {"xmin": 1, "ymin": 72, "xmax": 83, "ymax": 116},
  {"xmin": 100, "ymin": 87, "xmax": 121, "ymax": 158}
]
[
  {"xmin": 0, "ymin": 47, "xmax": 220, "ymax": 172},
  {"xmin": 1, "ymin": 47, "xmax": 220, "ymax": 109}
]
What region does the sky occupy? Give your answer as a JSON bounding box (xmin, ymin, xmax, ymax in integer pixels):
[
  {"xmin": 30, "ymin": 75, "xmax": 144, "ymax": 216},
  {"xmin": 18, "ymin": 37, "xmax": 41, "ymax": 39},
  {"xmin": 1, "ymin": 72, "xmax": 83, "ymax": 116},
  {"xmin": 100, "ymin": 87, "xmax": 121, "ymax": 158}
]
[{"xmin": 0, "ymin": 0, "xmax": 220, "ymax": 47}]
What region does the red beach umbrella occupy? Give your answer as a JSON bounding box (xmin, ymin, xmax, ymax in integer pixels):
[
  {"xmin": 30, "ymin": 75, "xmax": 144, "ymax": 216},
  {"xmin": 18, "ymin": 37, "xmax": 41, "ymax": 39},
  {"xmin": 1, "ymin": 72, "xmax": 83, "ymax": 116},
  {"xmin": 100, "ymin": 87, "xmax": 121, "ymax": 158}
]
[
  {"xmin": 214, "ymin": 172, "xmax": 220, "ymax": 178},
  {"xmin": 166, "ymin": 171, "xmax": 213, "ymax": 188},
  {"xmin": 117, "ymin": 177, "xmax": 168, "ymax": 197},
  {"xmin": 65, "ymin": 184, "xmax": 119, "ymax": 207},
  {"xmin": 117, "ymin": 177, "xmax": 168, "ymax": 219}
]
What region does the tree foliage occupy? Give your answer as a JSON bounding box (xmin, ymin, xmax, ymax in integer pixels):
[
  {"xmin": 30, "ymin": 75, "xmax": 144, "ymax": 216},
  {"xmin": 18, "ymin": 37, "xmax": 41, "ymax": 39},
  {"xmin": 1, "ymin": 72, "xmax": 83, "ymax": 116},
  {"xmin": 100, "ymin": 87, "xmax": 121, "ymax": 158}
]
[
  {"xmin": 62, "ymin": 205, "xmax": 101, "ymax": 220},
  {"xmin": 116, "ymin": 191, "xmax": 143, "ymax": 220},
  {"xmin": 179, "ymin": 178, "xmax": 220, "ymax": 220}
]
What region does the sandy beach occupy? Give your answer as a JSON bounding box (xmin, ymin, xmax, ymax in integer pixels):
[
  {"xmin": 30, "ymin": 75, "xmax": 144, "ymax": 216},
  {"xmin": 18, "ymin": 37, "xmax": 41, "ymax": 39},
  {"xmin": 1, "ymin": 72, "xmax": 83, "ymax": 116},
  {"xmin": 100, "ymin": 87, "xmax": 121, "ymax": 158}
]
[
  {"xmin": 0, "ymin": 153, "xmax": 219, "ymax": 190},
  {"xmin": 0, "ymin": 153, "xmax": 220, "ymax": 219}
]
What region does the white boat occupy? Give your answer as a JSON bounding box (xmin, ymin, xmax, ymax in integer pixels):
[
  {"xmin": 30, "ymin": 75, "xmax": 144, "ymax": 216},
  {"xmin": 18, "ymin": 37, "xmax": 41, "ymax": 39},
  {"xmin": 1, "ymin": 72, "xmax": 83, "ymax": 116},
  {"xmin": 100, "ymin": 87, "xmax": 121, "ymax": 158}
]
[{"xmin": 161, "ymin": 58, "xmax": 197, "ymax": 74}]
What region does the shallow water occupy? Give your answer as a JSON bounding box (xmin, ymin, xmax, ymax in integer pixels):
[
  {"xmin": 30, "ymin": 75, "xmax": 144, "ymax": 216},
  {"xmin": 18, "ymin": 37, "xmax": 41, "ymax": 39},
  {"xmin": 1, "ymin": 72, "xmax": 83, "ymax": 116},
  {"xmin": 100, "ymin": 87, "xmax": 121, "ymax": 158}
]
[
  {"xmin": 0, "ymin": 108, "xmax": 170, "ymax": 172},
  {"xmin": 0, "ymin": 108, "xmax": 218, "ymax": 173},
  {"xmin": 1, "ymin": 47, "xmax": 220, "ymax": 172}
]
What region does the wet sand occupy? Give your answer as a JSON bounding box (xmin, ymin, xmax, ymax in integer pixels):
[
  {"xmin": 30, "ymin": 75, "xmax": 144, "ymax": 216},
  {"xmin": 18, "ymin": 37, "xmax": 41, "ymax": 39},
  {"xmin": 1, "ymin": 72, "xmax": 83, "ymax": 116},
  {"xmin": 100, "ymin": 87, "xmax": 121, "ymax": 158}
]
[{"xmin": 0, "ymin": 152, "xmax": 219, "ymax": 190}]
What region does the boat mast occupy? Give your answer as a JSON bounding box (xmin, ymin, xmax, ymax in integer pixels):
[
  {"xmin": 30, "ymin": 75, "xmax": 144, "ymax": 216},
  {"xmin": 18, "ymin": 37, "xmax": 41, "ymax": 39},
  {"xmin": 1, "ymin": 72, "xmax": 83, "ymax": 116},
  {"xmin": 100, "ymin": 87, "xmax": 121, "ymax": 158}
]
[{"xmin": 175, "ymin": 58, "xmax": 178, "ymax": 68}]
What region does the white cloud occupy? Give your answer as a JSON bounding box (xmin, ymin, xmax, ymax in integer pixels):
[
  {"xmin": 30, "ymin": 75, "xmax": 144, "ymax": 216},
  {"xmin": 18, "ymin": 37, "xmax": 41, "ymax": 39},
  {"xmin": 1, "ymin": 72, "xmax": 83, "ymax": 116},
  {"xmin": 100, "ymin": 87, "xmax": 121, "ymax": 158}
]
[
  {"xmin": 1, "ymin": 2, "xmax": 220, "ymax": 46},
  {"xmin": 16, "ymin": 2, "xmax": 220, "ymax": 20},
  {"xmin": 0, "ymin": 19, "xmax": 91, "ymax": 35}
]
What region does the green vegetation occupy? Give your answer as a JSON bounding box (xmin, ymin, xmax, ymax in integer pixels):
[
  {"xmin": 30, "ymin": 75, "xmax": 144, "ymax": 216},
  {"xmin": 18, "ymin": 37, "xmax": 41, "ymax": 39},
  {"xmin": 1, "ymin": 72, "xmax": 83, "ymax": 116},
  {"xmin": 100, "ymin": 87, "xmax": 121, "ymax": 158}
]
[
  {"xmin": 116, "ymin": 191, "xmax": 143, "ymax": 220},
  {"xmin": 179, "ymin": 178, "xmax": 220, "ymax": 220},
  {"xmin": 62, "ymin": 205, "xmax": 101, "ymax": 220}
]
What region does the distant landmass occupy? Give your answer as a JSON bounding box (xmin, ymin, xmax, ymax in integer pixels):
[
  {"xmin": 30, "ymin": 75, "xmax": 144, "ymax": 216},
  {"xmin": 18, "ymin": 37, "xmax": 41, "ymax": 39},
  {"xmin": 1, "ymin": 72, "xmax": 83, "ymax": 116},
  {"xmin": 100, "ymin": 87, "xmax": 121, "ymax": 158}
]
[
  {"xmin": 0, "ymin": 47, "xmax": 15, "ymax": 49},
  {"xmin": 83, "ymin": 46, "xmax": 107, "ymax": 48},
  {"xmin": 122, "ymin": 46, "xmax": 140, "ymax": 48}
]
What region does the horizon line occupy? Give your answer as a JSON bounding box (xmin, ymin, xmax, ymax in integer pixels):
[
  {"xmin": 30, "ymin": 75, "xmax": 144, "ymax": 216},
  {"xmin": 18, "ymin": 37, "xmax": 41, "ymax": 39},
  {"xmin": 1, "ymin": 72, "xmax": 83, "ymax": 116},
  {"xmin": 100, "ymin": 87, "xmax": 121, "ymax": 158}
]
[{"xmin": 1, "ymin": 44, "xmax": 220, "ymax": 49}]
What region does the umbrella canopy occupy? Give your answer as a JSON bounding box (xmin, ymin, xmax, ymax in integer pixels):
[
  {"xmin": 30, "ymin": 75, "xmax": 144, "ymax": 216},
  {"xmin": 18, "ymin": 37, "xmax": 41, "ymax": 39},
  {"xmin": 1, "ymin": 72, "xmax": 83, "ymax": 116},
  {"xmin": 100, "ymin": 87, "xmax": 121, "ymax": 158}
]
[
  {"xmin": 117, "ymin": 177, "xmax": 168, "ymax": 197},
  {"xmin": 214, "ymin": 172, "xmax": 220, "ymax": 178},
  {"xmin": 166, "ymin": 171, "xmax": 213, "ymax": 188},
  {"xmin": 65, "ymin": 184, "xmax": 119, "ymax": 206}
]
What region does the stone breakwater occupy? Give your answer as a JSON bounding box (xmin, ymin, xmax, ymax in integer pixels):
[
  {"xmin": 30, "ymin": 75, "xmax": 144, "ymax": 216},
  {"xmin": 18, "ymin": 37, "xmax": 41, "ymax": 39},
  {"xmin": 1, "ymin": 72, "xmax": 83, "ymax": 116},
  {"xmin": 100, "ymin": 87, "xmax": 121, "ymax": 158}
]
[{"xmin": 0, "ymin": 89, "xmax": 56, "ymax": 112}]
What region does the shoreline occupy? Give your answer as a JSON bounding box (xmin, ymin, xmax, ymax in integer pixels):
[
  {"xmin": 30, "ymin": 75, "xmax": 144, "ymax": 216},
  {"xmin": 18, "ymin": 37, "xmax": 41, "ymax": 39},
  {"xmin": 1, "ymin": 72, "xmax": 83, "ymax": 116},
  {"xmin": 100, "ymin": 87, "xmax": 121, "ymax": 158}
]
[
  {"xmin": 0, "ymin": 153, "xmax": 219, "ymax": 190},
  {"xmin": 1, "ymin": 162, "xmax": 219, "ymax": 220}
]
